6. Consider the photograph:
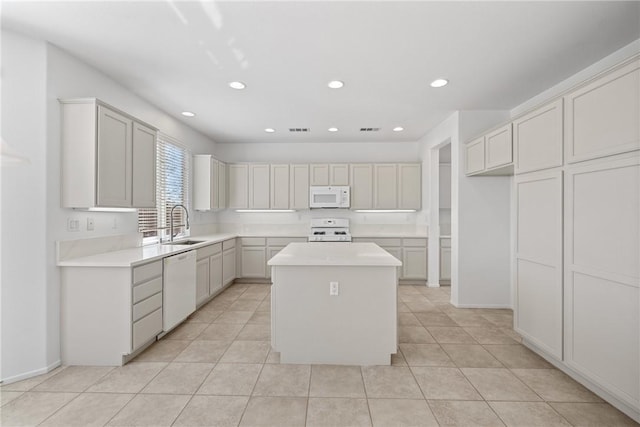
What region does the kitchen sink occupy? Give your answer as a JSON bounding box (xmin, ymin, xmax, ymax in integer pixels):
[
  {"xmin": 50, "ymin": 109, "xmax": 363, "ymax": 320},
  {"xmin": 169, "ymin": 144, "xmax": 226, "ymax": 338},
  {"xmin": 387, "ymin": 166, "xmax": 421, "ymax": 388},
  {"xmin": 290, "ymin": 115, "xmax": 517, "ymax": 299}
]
[{"xmin": 164, "ymin": 240, "xmax": 204, "ymax": 246}]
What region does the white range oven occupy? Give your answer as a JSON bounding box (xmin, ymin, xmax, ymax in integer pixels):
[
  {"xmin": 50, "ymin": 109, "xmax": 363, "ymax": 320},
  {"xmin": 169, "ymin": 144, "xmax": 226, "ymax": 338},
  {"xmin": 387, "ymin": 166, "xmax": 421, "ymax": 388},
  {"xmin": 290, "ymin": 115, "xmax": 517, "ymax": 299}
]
[{"xmin": 308, "ymin": 218, "xmax": 352, "ymax": 242}]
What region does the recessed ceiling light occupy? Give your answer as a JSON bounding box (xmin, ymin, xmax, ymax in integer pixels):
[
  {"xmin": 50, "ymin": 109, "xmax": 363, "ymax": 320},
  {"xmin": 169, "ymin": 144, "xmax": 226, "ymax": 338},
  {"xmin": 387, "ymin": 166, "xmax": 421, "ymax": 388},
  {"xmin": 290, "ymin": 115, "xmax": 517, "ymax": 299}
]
[
  {"xmin": 328, "ymin": 127, "xmax": 339, "ymax": 132},
  {"xmin": 430, "ymin": 79, "xmax": 449, "ymax": 88},
  {"xmin": 181, "ymin": 111, "xmax": 196, "ymax": 117},
  {"xmin": 229, "ymin": 81, "xmax": 246, "ymax": 90},
  {"xmin": 393, "ymin": 127, "xmax": 404, "ymax": 132},
  {"xmin": 264, "ymin": 128, "xmax": 276, "ymax": 133},
  {"xmin": 327, "ymin": 80, "xmax": 344, "ymax": 89}
]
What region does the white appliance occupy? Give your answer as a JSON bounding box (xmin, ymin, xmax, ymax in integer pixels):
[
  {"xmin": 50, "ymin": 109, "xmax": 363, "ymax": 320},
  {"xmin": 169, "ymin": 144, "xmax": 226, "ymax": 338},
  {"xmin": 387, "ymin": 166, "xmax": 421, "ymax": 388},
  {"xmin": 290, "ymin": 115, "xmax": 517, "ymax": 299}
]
[
  {"xmin": 308, "ymin": 218, "xmax": 352, "ymax": 242},
  {"xmin": 163, "ymin": 250, "xmax": 196, "ymax": 331},
  {"xmin": 309, "ymin": 186, "xmax": 350, "ymax": 209}
]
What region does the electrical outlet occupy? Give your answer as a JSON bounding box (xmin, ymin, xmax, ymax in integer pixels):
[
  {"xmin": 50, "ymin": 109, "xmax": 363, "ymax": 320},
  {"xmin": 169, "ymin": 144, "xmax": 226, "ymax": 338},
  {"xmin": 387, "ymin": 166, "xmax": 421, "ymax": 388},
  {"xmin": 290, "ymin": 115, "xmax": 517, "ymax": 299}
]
[
  {"xmin": 86, "ymin": 217, "xmax": 95, "ymax": 231},
  {"xmin": 330, "ymin": 281, "xmax": 339, "ymax": 296},
  {"xmin": 67, "ymin": 218, "xmax": 80, "ymax": 232}
]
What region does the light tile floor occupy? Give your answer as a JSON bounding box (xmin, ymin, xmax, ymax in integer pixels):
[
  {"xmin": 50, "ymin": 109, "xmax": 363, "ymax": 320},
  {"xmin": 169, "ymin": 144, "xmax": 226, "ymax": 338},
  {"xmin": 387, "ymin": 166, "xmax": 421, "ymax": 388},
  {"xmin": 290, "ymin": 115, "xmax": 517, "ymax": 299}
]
[{"xmin": 2, "ymin": 284, "xmax": 638, "ymax": 427}]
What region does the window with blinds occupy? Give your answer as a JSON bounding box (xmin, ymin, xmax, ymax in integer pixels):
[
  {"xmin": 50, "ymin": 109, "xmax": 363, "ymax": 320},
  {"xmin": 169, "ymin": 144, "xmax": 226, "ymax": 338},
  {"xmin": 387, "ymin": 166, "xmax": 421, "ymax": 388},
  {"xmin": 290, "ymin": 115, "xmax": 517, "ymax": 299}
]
[{"xmin": 138, "ymin": 133, "xmax": 190, "ymax": 243}]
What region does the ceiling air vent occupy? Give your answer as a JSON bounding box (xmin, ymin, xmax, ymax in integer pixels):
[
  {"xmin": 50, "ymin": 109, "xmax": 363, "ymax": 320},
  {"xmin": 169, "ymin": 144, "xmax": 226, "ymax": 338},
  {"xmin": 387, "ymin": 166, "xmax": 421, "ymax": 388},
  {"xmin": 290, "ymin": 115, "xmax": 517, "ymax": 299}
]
[
  {"xmin": 289, "ymin": 128, "xmax": 310, "ymax": 132},
  {"xmin": 360, "ymin": 128, "xmax": 380, "ymax": 132}
]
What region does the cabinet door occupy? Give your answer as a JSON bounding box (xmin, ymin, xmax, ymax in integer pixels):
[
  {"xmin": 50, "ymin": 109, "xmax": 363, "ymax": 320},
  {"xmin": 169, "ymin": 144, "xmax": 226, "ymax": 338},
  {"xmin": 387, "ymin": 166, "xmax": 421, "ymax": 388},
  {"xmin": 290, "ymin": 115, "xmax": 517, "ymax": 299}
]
[
  {"xmin": 266, "ymin": 246, "xmax": 285, "ymax": 279},
  {"xmin": 193, "ymin": 155, "xmax": 212, "ymax": 211},
  {"xmin": 350, "ymin": 164, "xmax": 373, "ymax": 209},
  {"xmin": 565, "ymin": 60, "xmax": 639, "ymax": 164},
  {"xmin": 218, "ymin": 162, "xmax": 227, "ymax": 209},
  {"xmin": 228, "ymin": 164, "xmax": 248, "ymax": 209},
  {"xmin": 465, "ymin": 137, "xmax": 485, "ymax": 175},
  {"xmin": 440, "ymin": 247, "xmax": 451, "ymax": 281},
  {"xmin": 97, "ymin": 105, "xmax": 133, "ymax": 207},
  {"xmin": 211, "ymin": 160, "xmax": 220, "ymax": 210},
  {"xmin": 241, "ymin": 247, "xmax": 267, "ymax": 278},
  {"xmin": 439, "ymin": 164, "xmax": 451, "ymax": 209},
  {"xmin": 270, "ymin": 164, "xmax": 290, "ymax": 209},
  {"xmin": 485, "ymin": 124, "xmax": 513, "ymax": 170},
  {"xmin": 132, "ymin": 122, "xmax": 156, "ymax": 208},
  {"xmin": 222, "ymin": 247, "xmax": 236, "ymax": 285},
  {"xmin": 398, "ymin": 163, "xmax": 421, "ymax": 210},
  {"xmin": 330, "ymin": 164, "xmax": 349, "ymax": 185},
  {"xmin": 374, "ymin": 164, "xmax": 397, "ymax": 209},
  {"xmin": 514, "ymin": 169, "xmax": 563, "ymax": 360},
  {"xmin": 249, "ymin": 164, "xmax": 270, "ymax": 209},
  {"xmin": 310, "ymin": 164, "xmax": 329, "ymax": 186},
  {"xmin": 289, "ymin": 164, "xmax": 309, "ymax": 210},
  {"xmin": 210, "ymin": 253, "xmax": 223, "ymax": 294},
  {"xmin": 514, "ymin": 99, "xmax": 563, "ymax": 174},
  {"xmin": 402, "ymin": 247, "xmax": 427, "ymax": 279},
  {"xmin": 195, "ymin": 258, "xmax": 210, "ymax": 306},
  {"xmin": 564, "ymin": 155, "xmax": 639, "ymax": 406}
]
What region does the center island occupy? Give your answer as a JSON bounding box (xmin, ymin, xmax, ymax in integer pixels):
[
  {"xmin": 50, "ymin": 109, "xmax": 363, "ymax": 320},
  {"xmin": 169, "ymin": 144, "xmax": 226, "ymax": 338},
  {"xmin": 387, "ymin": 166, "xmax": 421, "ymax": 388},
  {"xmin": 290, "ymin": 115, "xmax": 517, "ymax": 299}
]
[{"xmin": 268, "ymin": 242, "xmax": 402, "ymax": 365}]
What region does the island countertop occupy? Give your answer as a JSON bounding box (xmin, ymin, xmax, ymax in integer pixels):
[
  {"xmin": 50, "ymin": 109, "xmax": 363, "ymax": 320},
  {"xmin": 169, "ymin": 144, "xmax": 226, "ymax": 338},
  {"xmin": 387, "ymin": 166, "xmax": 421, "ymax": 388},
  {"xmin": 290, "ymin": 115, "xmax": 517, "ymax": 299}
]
[{"xmin": 268, "ymin": 242, "xmax": 402, "ymax": 267}]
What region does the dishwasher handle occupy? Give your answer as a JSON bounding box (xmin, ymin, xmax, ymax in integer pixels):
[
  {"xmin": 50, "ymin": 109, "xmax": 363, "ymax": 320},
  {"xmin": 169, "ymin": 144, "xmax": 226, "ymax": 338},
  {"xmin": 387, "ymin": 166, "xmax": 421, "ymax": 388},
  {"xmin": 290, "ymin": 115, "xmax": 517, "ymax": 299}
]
[{"xmin": 164, "ymin": 250, "xmax": 196, "ymax": 264}]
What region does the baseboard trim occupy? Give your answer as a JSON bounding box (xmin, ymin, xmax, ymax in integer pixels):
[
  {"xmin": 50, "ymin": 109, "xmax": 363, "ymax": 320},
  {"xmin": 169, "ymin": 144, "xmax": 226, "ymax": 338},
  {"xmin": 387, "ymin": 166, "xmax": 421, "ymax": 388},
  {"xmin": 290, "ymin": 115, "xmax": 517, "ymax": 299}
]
[
  {"xmin": 1, "ymin": 359, "xmax": 62, "ymax": 385},
  {"xmin": 453, "ymin": 303, "xmax": 512, "ymax": 309},
  {"xmin": 522, "ymin": 339, "xmax": 640, "ymax": 424}
]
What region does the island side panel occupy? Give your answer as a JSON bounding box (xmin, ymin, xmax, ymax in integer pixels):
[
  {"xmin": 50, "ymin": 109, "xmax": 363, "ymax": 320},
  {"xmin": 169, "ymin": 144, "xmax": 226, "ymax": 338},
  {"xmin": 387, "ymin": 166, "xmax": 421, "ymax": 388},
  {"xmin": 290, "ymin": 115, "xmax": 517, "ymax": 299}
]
[{"xmin": 271, "ymin": 265, "xmax": 397, "ymax": 365}]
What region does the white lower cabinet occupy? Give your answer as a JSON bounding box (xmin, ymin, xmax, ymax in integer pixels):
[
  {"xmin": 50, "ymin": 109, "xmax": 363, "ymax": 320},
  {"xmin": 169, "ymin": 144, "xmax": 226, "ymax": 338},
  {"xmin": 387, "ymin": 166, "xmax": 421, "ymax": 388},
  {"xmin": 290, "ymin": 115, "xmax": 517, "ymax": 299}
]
[
  {"xmin": 195, "ymin": 243, "xmax": 224, "ymax": 307},
  {"xmin": 240, "ymin": 238, "xmax": 267, "ymax": 278},
  {"xmin": 222, "ymin": 239, "xmax": 237, "ymax": 286},
  {"xmin": 440, "ymin": 238, "xmax": 451, "ymax": 282},
  {"xmin": 564, "ymin": 154, "xmax": 639, "ymax": 412},
  {"xmin": 60, "ymin": 259, "xmax": 163, "ymax": 366},
  {"xmin": 402, "ymin": 239, "xmax": 428, "ymax": 280},
  {"xmin": 514, "ymin": 169, "xmax": 563, "ymax": 360}
]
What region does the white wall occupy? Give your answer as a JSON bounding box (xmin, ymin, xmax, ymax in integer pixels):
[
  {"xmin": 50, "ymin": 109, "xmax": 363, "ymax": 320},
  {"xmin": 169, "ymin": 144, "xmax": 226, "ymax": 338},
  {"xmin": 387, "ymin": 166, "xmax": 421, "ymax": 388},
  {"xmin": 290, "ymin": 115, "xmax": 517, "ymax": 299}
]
[
  {"xmin": 1, "ymin": 31, "xmax": 49, "ymax": 382},
  {"xmin": 1, "ymin": 29, "xmax": 219, "ymax": 383}
]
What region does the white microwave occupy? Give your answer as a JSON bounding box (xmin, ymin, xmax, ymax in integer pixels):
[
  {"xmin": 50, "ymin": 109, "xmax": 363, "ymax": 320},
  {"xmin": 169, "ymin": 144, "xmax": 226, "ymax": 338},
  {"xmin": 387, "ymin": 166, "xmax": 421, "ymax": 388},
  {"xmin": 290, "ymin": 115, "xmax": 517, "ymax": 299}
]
[{"xmin": 309, "ymin": 186, "xmax": 350, "ymax": 209}]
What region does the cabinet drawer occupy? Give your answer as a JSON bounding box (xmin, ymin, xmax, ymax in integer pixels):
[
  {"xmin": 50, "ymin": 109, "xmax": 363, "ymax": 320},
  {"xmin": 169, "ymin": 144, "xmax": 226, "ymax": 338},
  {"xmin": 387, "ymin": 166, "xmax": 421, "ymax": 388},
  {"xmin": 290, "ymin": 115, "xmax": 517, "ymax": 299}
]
[
  {"xmin": 267, "ymin": 237, "xmax": 306, "ymax": 246},
  {"xmin": 403, "ymin": 238, "xmax": 427, "ymax": 247},
  {"xmin": 133, "ymin": 260, "xmax": 162, "ymax": 284},
  {"xmin": 133, "ymin": 292, "xmax": 162, "ymax": 322},
  {"xmin": 197, "ymin": 243, "xmax": 220, "ymax": 260},
  {"xmin": 440, "ymin": 238, "xmax": 451, "ymax": 248},
  {"xmin": 222, "ymin": 239, "xmax": 236, "ymax": 250},
  {"xmin": 132, "ymin": 308, "xmax": 162, "ymax": 350},
  {"xmin": 133, "ymin": 276, "xmax": 162, "ymax": 303},
  {"xmin": 241, "ymin": 237, "xmax": 266, "ymax": 246}
]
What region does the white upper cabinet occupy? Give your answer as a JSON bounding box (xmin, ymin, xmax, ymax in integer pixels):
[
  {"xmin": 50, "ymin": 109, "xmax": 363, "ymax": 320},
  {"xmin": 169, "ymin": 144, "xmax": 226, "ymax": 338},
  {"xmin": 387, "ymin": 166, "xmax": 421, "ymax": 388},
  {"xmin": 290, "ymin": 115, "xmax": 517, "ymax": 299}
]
[
  {"xmin": 249, "ymin": 164, "xmax": 270, "ymax": 209},
  {"xmin": 439, "ymin": 164, "xmax": 451, "ymax": 209},
  {"xmin": 374, "ymin": 164, "xmax": 398, "ymax": 209},
  {"xmin": 97, "ymin": 106, "xmax": 132, "ymax": 207},
  {"xmin": 270, "ymin": 164, "xmax": 290, "ymax": 209},
  {"xmin": 289, "ymin": 164, "xmax": 309, "ymax": 210},
  {"xmin": 193, "ymin": 155, "xmax": 224, "ymax": 211},
  {"xmin": 398, "ymin": 163, "xmax": 421, "ymax": 210},
  {"xmin": 310, "ymin": 164, "xmax": 329, "ymax": 186},
  {"xmin": 218, "ymin": 161, "xmax": 227, "ymax": 209},
  {"xmin": 350, "ymin": 164, "xmax": 373, "ymax": 209},
  {"xmin": 60, "ymin": 98, "xmax": 157, "ymax": 209},
  {"xmin": 514, "ymin": 99, "xmax": 563, "ymax": 174},
  {"xmin": 485, "ymin": 124, "xmax": 513, "ymax": 170},
  {"xmin": 465, "ymin": 137, "xmax": 486, "ymax": 175},
  {"xmin": 228, "ymin": 164, "xmax": 249, "ymax": 209},
  {"xmin": 329, "ymin": 164, "xmax": 349, "ymax": 185},
  {"xmin": 565, "ymin": 59, "xmax": 640, "ymax": 164},
  {"xmin": 131, "ymin": 122, "xmax": 156, "ymax": 208}
]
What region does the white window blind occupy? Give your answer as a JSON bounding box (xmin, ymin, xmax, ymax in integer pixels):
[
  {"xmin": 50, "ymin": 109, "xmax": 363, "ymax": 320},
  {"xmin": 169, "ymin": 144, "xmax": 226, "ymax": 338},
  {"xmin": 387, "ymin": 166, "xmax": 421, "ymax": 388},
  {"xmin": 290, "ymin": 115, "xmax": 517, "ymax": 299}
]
[{"xmin": 138, "ymin": 133, "xmax": 190, "ymax": 242}]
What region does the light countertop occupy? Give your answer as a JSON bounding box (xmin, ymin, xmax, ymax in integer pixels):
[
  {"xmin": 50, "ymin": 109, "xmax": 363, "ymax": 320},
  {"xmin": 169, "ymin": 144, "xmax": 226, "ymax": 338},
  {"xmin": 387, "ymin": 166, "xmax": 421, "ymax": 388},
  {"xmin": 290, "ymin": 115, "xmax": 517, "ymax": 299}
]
[
  {"xmin": 57, "ymin": 233, "xmax": 237, "ymax": 268},
  {"xmin": 268, "ymin": 242, "xmax": 402, "ymax": 267}
]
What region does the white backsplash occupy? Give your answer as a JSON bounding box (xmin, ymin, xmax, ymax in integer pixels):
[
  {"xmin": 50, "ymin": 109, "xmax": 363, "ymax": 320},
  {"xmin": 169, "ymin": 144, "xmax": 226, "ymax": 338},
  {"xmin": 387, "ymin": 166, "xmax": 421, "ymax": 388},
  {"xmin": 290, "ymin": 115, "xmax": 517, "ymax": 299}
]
[{"xmin": 57, "ymin": 233, "xmax": 142, "ymax": 262}]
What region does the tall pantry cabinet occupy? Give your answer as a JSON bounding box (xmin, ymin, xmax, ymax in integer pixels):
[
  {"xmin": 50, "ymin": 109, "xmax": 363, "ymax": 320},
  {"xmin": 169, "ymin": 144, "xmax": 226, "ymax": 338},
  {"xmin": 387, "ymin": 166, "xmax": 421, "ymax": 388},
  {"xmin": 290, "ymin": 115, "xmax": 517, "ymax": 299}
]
[{"xmin": 514, "ymin": 57, "xmax": 639, "ymax": 420}]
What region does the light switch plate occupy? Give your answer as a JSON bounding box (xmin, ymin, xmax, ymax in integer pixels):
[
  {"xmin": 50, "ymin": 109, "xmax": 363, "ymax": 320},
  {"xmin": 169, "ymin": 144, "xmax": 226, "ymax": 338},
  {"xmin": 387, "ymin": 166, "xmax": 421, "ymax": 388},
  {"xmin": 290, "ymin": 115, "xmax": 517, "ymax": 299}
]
[
  {"xmin": 67, "ymin": 218, "xmax": 80, "ymax": 232},
  {"xmin": 330, "ymin": 281, "xmax": 339, "ymax": 296},
  {"xmin": 86, "ymin": 217, "xmax": 94, "ymax": 231}
]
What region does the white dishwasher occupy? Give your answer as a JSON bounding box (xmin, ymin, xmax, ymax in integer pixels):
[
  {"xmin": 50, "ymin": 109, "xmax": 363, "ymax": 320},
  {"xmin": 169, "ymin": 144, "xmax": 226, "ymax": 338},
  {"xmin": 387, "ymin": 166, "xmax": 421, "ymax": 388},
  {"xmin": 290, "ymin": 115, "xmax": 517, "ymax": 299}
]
[{"xmin": 163, "ymin": 250, "xmax": 196, "ymax": 331}]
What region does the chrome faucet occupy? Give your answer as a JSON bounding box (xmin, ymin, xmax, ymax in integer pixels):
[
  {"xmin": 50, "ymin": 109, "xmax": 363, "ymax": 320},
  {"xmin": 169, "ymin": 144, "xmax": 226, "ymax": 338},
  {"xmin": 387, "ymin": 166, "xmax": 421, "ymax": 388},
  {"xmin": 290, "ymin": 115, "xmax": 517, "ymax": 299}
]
[{"xmin": 169, "ymin": 204, "xmax": 190, "ymax": 243}]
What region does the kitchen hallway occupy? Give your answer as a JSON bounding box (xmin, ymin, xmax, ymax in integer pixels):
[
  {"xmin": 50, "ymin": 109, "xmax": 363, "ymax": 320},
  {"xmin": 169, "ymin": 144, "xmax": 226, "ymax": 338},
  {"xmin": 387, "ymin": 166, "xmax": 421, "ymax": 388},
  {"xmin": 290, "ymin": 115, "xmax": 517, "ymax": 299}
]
[{"xmin": 1, "ymin": 283, "xmax": 637, "ymax": 427}]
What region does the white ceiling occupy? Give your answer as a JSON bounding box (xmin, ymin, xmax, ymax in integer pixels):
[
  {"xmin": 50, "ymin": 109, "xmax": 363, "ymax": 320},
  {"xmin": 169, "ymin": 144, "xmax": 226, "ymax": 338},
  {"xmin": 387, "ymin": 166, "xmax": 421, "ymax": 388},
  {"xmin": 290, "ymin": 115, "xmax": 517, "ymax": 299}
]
[{"xmin": 3, "ymin": 1, "xmax": 639, "ymax": 144}]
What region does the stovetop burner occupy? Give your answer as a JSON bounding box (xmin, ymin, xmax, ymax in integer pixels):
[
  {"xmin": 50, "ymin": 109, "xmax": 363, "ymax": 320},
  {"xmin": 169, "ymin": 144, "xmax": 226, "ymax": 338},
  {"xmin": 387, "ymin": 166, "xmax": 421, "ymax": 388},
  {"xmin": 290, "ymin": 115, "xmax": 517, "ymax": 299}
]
[{"xmin": 308, "ymin": 218, "xmax": 352, "ymax": 242}]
